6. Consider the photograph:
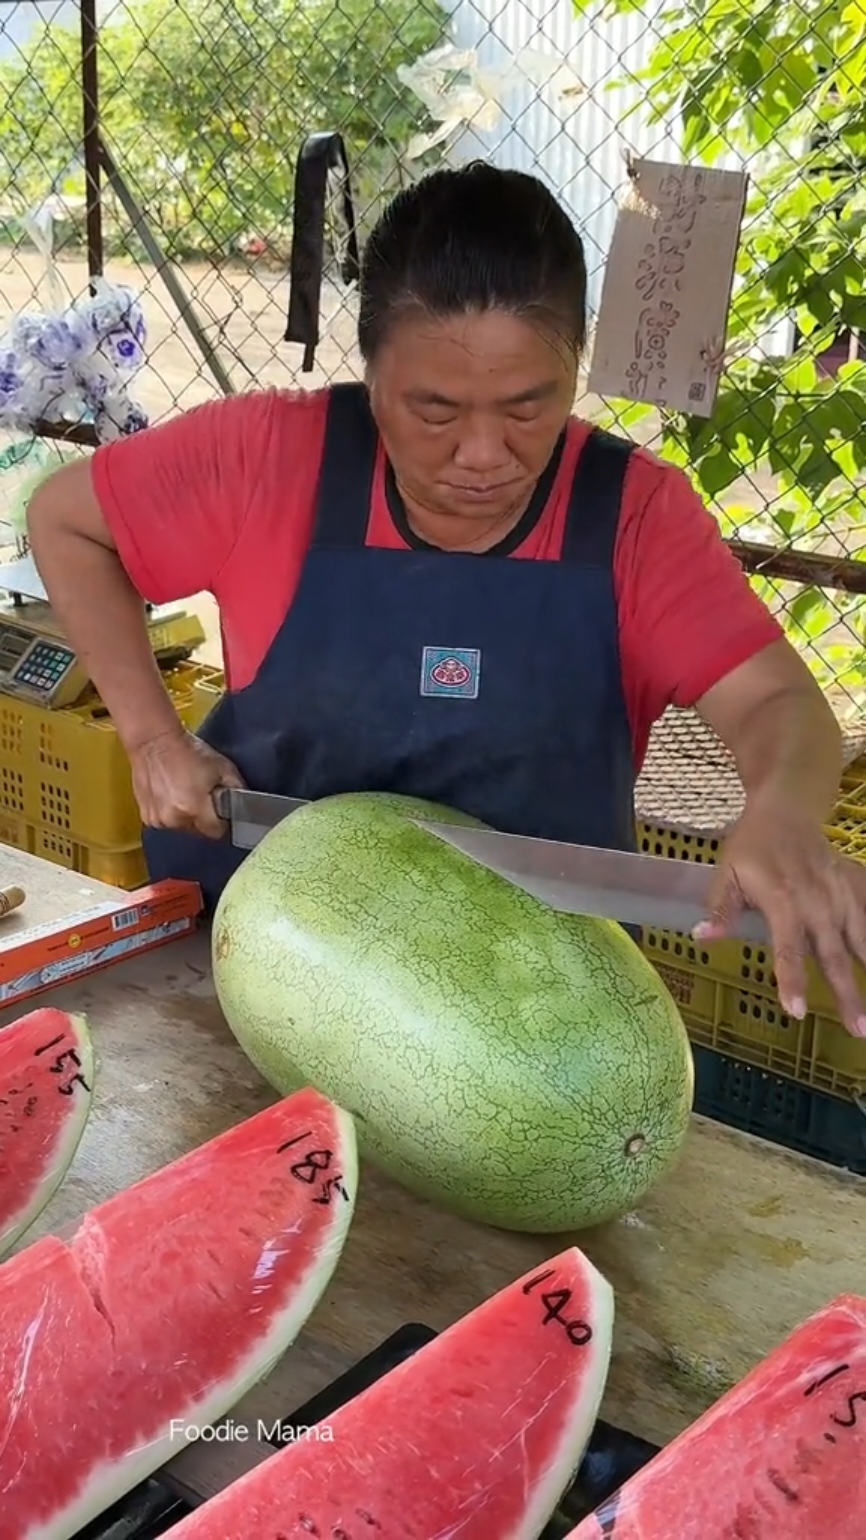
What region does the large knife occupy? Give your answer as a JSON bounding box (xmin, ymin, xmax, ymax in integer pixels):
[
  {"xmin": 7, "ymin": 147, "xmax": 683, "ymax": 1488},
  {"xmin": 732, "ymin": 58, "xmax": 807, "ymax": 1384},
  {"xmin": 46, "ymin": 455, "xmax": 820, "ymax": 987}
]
[{"xmin": 212, "ymin": 787, "xmax": 770, "ymax": 942}]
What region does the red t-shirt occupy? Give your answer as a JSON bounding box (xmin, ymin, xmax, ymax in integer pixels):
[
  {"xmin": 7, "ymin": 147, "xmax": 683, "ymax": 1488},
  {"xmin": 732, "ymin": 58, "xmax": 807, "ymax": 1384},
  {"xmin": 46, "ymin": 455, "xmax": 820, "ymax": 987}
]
[{"xmin": 91, "ymin": 386, "xmax": 782, "ymax": 771}]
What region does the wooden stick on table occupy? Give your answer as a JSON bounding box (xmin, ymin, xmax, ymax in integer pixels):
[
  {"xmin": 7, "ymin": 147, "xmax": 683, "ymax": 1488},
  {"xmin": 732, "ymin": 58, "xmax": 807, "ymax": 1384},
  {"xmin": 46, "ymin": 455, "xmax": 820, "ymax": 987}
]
[{"xmin": 0, "ymin": 885, "xmax": 25, "ymax": 918}]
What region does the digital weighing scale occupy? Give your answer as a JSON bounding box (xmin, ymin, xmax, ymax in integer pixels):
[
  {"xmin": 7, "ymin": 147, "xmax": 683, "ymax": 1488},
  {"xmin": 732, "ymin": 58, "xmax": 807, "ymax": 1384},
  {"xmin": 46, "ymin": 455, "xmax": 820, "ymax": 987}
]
[{"xmin": 0, "ymin": 554, "xmax": 206, "ymax": 709}]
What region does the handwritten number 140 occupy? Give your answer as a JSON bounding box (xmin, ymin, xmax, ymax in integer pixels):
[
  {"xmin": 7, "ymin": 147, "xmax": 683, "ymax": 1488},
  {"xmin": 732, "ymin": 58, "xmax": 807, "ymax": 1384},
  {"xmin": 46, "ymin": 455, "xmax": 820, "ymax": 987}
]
[{"xmin": 523, "ymin": 1269, "xmax": 594, "ymax": 1347}]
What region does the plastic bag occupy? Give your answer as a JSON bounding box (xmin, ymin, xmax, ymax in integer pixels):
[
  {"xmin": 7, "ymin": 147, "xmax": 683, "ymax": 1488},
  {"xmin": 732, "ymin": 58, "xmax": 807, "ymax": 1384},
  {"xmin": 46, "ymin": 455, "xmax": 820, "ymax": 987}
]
[
  {"xmin": 0, "ymin": 197, "xmax": 149, "ymax": 444},
  {"xmin": 0, "ymin": 435, "xmax": 83, "ymax": 549},
  {"xmin": 398, "ymin": 43, "xmax": 585, "ymax": 159}
]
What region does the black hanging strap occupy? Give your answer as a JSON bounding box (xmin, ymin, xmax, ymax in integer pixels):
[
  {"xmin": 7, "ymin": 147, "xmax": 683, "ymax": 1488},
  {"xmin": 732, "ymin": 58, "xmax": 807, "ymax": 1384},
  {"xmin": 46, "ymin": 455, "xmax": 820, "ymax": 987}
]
[{"xmin": 285, "ymin": 132, "xmax": 361, "ymax": 372}]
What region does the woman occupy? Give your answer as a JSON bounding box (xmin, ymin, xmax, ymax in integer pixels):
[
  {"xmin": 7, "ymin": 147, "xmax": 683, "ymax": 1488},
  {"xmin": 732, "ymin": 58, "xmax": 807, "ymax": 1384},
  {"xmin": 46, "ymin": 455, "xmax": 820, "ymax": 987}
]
[{"xmin": 27, "ymin": 162, "xmax": 866, "ymax": 1034}]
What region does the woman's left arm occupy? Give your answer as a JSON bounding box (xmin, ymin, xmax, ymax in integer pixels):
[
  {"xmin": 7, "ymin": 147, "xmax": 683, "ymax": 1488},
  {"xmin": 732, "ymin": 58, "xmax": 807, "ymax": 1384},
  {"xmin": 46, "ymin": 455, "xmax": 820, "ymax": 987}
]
[
  {"xmin": 695, "ymin": 640, "xmax": 866, "ymax": 1035},
  {"xmin": 698, "ymin": 638, "xmax": 841, "ymax": 825},
  {"xmin": 616, "ymin": 454, "xmax": 866, "ymax": 1036}
]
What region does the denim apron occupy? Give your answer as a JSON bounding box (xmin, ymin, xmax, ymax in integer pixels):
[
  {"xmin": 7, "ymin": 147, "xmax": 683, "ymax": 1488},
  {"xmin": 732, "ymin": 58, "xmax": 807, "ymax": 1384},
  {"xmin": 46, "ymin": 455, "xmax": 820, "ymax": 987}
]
[{"xmin": 144, "ymin": 383, "xmax": 637, "ymax": 912}]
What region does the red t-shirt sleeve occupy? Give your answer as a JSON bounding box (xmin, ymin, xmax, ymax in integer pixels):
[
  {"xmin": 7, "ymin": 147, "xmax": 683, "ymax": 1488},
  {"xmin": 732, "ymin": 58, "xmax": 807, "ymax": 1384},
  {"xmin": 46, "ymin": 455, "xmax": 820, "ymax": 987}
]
[
  {"xmin": 90, "ymin": 390, "xmax": 289, "ymax": 605},
  {"xmin": 615, "ymin": 451, "xmax": 784, "ymax": 762}
]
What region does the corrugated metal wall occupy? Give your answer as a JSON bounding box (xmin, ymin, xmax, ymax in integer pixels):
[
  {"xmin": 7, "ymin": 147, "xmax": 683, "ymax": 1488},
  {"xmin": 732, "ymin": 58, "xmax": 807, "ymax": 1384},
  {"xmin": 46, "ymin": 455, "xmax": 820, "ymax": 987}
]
[
  {"xmin": 446, "ymin": 0, "xmax": 680, "ymax": 316},
  {"xmin": 445, "ymin": 0, "xmax": 794, "ymax": 354}
]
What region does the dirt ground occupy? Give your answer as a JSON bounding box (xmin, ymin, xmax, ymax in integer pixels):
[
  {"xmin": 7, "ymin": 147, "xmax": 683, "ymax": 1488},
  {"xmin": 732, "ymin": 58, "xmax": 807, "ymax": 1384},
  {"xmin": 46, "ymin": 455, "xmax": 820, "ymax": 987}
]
[{"xmin": 0, "ymin": 247, "xmax": 860, "ymax": 689}]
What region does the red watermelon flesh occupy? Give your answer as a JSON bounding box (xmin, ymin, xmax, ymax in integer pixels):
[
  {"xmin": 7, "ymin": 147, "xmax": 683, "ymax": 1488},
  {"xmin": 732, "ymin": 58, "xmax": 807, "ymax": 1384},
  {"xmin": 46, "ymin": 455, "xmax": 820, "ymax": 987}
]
[
  {"xmin": 166, "ymin": 1247, "xmax": 615, "ymax": 1540},
  {"xmin": 566, "ymin": 1293, "xmax": 866, "ymax": 1538},
  {"xmin": 0, "ymin": 1008, "xmax": 95, "ymax": 1257},
  {"xmin": 0, "ymin": 1086, "xmax": 357, "ymax": 1540}
]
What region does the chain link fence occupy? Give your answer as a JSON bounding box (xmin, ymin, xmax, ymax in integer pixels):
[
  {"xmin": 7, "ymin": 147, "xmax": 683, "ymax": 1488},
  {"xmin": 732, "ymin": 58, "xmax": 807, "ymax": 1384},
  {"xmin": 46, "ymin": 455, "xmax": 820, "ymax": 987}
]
[{"xmin": 0, "ymin": 0, "xmax": 864, "ymax": 724}]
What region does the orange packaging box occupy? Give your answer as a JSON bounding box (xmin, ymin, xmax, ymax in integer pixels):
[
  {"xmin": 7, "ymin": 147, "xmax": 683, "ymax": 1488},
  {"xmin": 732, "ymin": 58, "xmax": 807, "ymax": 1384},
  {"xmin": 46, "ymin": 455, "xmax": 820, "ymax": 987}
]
[{"xmin": 0, "ymin": 879, "xmax": 204, "ymax": 1008}]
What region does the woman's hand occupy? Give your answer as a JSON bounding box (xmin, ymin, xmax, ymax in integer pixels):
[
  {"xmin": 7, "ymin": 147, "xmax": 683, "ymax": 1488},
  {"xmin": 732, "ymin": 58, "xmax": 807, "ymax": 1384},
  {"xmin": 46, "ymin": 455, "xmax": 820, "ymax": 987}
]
[
  {"xmin": 696, "ymin": 799, "xmax": 866, "ymax": 1037},
  {"xmin": 130, "ymin": 727, "xmax": 245, "ymax": 840}
]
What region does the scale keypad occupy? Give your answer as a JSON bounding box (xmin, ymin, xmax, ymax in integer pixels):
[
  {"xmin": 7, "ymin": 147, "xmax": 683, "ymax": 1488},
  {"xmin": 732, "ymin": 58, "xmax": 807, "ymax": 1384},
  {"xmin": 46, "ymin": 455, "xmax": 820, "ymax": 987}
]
[{"xmin": 14, "ymin": 641, "xmax": 74, "ymax": 693}]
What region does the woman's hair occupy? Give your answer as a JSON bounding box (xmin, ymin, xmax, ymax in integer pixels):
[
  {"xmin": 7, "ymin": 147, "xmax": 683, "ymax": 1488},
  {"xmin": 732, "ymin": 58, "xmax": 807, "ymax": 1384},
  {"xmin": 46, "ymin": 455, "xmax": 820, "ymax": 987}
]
[{"xmin": 357, "ymin": 162, "xmax": 587, "ymax": 361}]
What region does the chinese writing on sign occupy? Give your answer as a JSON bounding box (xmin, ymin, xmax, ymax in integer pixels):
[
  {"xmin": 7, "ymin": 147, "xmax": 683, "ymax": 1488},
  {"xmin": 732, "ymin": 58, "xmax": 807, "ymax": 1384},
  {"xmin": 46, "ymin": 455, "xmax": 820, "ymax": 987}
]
[{"xmin": 625, "ymin": 168, "xmax": 707, "ymax": 404}]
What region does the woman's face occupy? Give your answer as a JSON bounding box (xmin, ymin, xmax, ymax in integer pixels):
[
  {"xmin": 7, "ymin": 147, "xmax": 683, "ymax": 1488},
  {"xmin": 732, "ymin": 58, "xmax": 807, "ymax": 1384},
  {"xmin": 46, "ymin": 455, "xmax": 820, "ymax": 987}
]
[{"xmin": 367, "ymin": 308, "xmax": 577, "ymax": 528}]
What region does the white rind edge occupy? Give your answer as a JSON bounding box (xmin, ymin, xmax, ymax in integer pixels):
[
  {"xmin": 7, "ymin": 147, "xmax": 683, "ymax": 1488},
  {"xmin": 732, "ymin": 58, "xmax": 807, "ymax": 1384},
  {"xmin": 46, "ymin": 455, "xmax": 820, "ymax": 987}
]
[
  {"xmin": 511, "ymin": 1249, "xmax": 616, "ymax": 1540},
  {"xmin": 26, "ymin": 1100, "xmax": 359, "ymax": 1540},
  {"xmin": 0, "ymin": 1012, "xmax": 95, "ymax": 1259}
]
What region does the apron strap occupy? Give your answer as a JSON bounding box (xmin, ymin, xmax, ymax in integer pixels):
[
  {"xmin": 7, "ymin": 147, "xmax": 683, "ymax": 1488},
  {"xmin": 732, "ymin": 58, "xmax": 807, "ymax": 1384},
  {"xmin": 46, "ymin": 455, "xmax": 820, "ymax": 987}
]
[
  {"xmin": 311, "ymin": 382, "xmax": 379, "ymax": 548},
  {"xmin": 561, "ymin": 427, "xmax": 634, "ymax": 566},
  {"xmin": 313, "ymin": 404, "xmax": 634, "ymax": 557}
]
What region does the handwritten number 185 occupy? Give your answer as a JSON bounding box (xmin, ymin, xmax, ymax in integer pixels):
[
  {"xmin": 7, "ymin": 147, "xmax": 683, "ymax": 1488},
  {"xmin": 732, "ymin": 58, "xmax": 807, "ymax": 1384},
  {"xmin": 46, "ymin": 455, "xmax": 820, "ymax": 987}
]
[
  {"xmin": 276, "ymin": 1131, "xmax": 351, "ymax": 1205},
  {"xmin": 290, "ymin": 1148, "xmax": 332, "ymax": 1184}
]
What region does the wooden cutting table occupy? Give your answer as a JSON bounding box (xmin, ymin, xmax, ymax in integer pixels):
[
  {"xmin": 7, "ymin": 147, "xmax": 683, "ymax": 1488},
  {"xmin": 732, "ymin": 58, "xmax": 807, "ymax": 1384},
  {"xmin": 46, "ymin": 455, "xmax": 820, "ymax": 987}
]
[{"xmin": 2, "ymin": 847, "xmax": 864, "ymax": 1501}]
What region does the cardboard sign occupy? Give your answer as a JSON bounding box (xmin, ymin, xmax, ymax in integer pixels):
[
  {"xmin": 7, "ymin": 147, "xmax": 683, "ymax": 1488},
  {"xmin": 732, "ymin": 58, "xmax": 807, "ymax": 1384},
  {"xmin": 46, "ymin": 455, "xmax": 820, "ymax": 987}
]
[{"xmin": 587, "ymin": 159, "xmax": 748, "ymax": 416}]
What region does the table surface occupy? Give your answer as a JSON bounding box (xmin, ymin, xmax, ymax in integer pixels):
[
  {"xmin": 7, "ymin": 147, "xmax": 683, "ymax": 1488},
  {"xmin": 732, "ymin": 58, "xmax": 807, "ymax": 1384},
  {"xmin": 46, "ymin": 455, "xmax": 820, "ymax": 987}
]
[
  {"xmin": 2, "ymin": 847, "xmax": 864, "ymax": 1493},
  {"xmin": 0, "ymin": 846, "xmax": 121, "ymax": 935}
]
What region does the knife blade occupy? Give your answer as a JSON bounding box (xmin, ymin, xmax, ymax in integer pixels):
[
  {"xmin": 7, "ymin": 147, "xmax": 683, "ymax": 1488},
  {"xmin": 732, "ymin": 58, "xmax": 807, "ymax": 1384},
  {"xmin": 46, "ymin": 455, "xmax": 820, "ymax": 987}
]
[
  {"xmin": 420, "ymin": 823, "xmax": 771, "ymax": 942},
  {"xmin": 211, "ymin": 787, "xmax": 770, "ymax": 942},
  {"xmin": 211, "ymin": 787, "xmax": 511, "ymax": 850},
  {"xmin": 213, "ymin": 787, "xmax": 308, "ymax": 849}
]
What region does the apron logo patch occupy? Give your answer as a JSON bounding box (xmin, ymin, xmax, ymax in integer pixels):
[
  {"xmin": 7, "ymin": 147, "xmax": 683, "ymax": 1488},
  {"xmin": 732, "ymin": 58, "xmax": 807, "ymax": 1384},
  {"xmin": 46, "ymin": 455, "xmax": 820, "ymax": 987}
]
[{"xmin": 420, "ymin": 646, "xmax": 481, "ymax": 699}]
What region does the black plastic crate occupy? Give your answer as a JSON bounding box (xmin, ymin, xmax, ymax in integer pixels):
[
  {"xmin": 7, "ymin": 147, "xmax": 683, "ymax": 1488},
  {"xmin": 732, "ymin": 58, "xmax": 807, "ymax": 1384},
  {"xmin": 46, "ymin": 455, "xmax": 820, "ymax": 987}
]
[
  {"xmin": 273, "ymin": 1324, "xmax": 658, "ymax": 1536},
  {"xmin": 692, "ymin": 1043, "xmax": 866, "ymax": 1174}
]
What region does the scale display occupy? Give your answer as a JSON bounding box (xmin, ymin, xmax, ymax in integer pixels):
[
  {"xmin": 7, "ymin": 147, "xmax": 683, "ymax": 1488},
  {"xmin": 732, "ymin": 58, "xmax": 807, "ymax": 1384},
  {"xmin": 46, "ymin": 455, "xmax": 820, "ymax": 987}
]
[{"xmin": 0, "ymin": 555, "xmax": 207, "ymax": 710}]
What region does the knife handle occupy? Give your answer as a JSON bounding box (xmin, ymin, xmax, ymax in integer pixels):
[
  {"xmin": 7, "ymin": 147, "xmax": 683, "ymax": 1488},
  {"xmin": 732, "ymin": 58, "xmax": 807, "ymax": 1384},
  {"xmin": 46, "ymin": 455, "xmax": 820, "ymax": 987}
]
[{"xmin": 212, "ymin": 787, "xmax": 232, "ymax": 821}]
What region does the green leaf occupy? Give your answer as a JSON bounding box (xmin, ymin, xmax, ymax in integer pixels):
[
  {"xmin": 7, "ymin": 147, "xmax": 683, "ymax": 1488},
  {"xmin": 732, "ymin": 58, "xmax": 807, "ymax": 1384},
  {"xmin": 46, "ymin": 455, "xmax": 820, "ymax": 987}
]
[
  {"xmin": 590, "ymin": 0, "xmax": 866, "ymax": 698},
  {"xmin": 788, "ymin": 588, "xmax": 829, "ymax": 628},
  {"xmin": 696, "ymin": 444, "xmax": 742, "ymax": 498}
]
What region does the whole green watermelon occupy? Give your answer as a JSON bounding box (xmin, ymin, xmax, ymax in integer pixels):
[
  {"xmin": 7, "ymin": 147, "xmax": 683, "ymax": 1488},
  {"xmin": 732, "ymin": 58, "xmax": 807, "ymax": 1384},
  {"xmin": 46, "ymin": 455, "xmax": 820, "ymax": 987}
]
[{"xmin": 212, "ymin": 792, "xmax": 694, "ymax": 1232}]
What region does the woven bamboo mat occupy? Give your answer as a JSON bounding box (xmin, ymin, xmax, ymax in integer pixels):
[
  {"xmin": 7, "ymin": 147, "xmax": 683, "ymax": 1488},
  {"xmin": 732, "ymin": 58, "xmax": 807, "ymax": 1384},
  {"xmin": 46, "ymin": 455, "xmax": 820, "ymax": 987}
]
[{"xmin": 634, "ymin": 707, "xmax": 866, "ymax": 837}]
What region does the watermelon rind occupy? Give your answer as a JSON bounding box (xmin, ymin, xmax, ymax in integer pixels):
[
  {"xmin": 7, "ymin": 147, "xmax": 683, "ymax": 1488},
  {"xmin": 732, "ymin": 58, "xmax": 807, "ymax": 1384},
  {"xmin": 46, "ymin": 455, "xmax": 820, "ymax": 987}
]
[
  {"xmin": 0, "ymin": 1010, "xmax": 95, "ymax": 1259},
  {"xmin": 7, "ymin": 1093, "xmax": 358, "ymax": 1540},
  {"xmin": 513, "ymin": 1252, "xmax": 615, "ymax": 1539},
  {"xmin": 212, "ymin": 790, "xmax": 694, "ymax": 1233},
  {"xmin": 151, "ymin": 1245, "xmax": 615, "ymax": 1540}
]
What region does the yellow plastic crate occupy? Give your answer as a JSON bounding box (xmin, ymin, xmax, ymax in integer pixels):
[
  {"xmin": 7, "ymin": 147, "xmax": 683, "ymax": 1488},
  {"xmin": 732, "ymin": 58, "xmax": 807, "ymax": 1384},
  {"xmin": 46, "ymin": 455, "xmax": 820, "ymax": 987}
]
[
  {"xmin": 654, "ymin": 957, "xmax": 866, "ymax": 1100},
  {"xmin": 0, "ymin": 807, "xmax": 147, "ymax": 889},
  {"xmin": 652, "ymin": 960, "xmax": 815, "ymax": 1077},
  {"xmin": 190, "ymin": 667, "xmax": 224, "ymax": 721},
  {"xmin": 830, "ymin": 768, "xmax": 866, "ymax": 854},
  {"xmin": 639, "ymin": 754, "xmax": 866, "ymax": 1097},
  {"xmin": 0, "ymin": 660, "xmax": 224, "ymax": 852},
  {"xmin": 812, "ymin": 1013, "xmax": 866, "ymax": 1100}
]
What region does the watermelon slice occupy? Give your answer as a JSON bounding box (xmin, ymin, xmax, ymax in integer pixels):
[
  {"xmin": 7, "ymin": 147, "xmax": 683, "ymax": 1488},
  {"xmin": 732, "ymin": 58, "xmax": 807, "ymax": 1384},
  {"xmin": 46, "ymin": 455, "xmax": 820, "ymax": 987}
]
[
  {"xmin": 0, "ymin": 1007, "xmax": 95, "ymax": 1258},
  {"xmin": 566, "ymin": 1293, "xmax": 866, "ymax": 1537},
  {"xmin": 0, "ymin": 1086, "xmax": 357, "ymax": 1540},
  {"xmin": 164, "ymin": 1247, "xmax": 615, "ymax": 1539}
]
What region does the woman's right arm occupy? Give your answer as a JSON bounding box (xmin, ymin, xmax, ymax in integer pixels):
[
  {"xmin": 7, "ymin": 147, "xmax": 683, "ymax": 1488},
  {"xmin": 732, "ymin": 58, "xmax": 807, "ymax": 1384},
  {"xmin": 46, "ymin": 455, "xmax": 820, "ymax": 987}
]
[
  {"xmin": 27, "ymin": 458, "xmax": 189, "ymax": 755},
  {"xmin": 25, "ymin": 397, "xmax": 263, "ymax": 835}
]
